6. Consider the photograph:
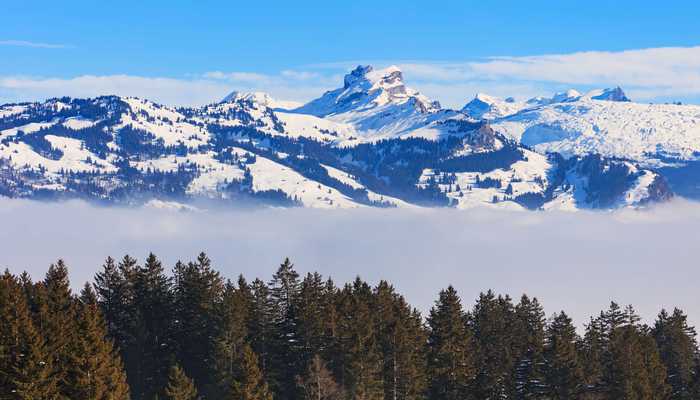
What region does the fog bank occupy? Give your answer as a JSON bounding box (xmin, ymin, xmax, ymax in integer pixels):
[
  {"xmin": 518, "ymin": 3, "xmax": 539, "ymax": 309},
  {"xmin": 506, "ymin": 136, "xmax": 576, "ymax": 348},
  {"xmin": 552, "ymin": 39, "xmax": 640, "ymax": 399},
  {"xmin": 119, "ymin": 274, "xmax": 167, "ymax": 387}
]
[{"xmin": 1, "ymin": 198, "xmax": 698, "ymax": 329}]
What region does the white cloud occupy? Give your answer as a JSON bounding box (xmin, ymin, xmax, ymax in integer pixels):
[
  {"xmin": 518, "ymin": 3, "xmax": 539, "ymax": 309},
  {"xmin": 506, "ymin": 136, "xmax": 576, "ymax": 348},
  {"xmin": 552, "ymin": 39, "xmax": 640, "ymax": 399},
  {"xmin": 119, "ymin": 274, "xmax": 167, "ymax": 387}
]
[
  {"xmin": 202, "ymin": 71, "xmax": 273, "ymax": 84},
  {"xmin": 0, "ymin": 75, "xmax": 232, "ymax": 106},
  {"xmin": 393, "ymin": 46, "xmax": 700, "ymax": 103},
  {"xmin": 320, "ymin": 46, "xmax": 700, "ymax": 105},
  {"xmin": 0, "ymin": 70, "xmax": 335, "ymax": 107},
  {"xmin": 0, "ymin": 39, "xmax": 72, "ymax": 49},
  {"xmin": 469, "ymin": 47, "xmax": 700, "ymax": 99},
  {"xmin": 3, "ymin": 45, "xmax": 700, "ymax": 108}
]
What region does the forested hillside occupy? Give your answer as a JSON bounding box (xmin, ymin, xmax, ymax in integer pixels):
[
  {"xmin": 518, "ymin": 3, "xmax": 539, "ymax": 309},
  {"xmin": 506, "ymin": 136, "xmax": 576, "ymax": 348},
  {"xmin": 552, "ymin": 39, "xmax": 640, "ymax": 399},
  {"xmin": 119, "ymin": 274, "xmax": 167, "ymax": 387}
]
[{"xmin": 1, "ymin": 254, "xmax": 698, "ymax": 399}]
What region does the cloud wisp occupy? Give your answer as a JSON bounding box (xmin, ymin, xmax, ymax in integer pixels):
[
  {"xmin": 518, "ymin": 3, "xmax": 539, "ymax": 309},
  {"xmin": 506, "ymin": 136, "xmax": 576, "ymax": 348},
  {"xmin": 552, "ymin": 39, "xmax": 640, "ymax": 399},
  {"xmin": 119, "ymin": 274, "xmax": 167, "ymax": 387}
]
[
  {"xmin": 0, "ymin": 71, "xmax": 335, "ymax": 107},
  {"xmin": 1, "ymin": 198, "xmax": 699, "ymax": 330},
  {"xmin": 0, "ymin": 39, "xmax": 72, "ymax": 49},
  {"xmin": 0, "ymin": 75, "xmax": 232, "ymax": 106}
]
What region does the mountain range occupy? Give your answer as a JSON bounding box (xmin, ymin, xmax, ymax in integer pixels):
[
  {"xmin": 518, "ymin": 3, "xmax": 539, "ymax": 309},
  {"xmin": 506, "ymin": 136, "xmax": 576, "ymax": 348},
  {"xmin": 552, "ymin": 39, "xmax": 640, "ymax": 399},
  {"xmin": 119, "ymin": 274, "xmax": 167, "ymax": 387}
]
[{"xmin": 3, "ymin": 64, "xmax": 698, "ymax": 210}]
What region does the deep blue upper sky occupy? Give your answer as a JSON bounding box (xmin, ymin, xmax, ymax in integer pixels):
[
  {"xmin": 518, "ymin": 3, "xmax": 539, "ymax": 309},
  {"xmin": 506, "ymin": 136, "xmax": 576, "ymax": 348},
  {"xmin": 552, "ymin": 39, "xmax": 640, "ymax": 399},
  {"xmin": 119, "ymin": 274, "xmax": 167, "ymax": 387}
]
[{"xmin": 2, "ymin": 1, "xmax": 700, "ymax": 106}]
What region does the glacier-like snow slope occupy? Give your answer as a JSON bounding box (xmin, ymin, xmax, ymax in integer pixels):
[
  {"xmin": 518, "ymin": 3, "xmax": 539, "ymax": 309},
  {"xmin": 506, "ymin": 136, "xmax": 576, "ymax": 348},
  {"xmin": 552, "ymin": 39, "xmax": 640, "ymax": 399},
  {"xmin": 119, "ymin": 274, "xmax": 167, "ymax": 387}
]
[
  {"xmin": 461, "ymin": 87, "xmax": 700, "ymax": 166},
  {"xmin": 492, "ymin": 99, "xmax": 700, "ymax": 165}
]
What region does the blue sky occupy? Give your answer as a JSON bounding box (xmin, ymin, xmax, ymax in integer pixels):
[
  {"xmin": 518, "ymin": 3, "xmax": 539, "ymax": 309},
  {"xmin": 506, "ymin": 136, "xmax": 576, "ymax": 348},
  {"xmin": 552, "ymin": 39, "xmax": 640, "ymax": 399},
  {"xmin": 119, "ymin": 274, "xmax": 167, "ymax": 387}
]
[{"xmin": 2, "ymin": 1, "xmax": 700, "ymax": 106}]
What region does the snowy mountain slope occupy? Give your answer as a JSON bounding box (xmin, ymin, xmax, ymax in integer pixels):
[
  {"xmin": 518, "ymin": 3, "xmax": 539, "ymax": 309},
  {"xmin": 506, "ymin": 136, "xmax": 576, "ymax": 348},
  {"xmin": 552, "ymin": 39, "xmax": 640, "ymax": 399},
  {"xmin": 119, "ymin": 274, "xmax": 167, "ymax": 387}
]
[
  {"xmin": 457, "ymin": 86, "xmax": 700, "ymax": 197},
  {"xmin": 0, "ymin": 104, "xmax": 30, "ymax": 119},
  {"xmin": 118, "ymin": 97, "xmax": 211, "ymax": 148},
  {"xmin": 274, "ymin": 112, "xmax": 359, "ymax": 142},
  {"xmin": 0, "ymin": 66, "xmax": 676, "ymax": 210},
  {"xmin": 229, "ymin": 147, "xmax": 363, "ymax": 209},
  {"xmin": 490, "ymin": 98, "xmax": 700, "ymax": 164}
]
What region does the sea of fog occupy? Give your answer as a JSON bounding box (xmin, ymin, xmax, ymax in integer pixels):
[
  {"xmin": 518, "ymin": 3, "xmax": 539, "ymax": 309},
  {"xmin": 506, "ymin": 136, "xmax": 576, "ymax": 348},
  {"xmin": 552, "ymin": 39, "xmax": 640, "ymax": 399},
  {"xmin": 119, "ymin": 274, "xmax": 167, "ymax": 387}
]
[{"xmin": 1, "ymin": 198, "xmax": 698, "ymax": 329}]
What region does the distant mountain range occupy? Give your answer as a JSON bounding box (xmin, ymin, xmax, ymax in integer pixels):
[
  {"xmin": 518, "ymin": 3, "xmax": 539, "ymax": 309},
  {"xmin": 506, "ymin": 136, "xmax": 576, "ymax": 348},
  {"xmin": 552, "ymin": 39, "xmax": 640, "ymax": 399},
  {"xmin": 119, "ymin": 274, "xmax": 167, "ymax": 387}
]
[{"xmin": 4, "ymin": 64, "xmax": 699, "ymax": 210}]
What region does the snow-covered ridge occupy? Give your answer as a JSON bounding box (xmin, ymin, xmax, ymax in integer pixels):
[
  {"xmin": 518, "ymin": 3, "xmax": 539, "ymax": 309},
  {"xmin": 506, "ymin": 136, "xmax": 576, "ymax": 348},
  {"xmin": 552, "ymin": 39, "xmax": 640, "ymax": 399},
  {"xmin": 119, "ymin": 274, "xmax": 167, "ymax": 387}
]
[
  {"xmin": 0, "ymin": 67, "xmax": 681, "ymax": 210},
  {"xmin": 461, "ymin": 87, "xmax": 631, "ymax": 120},
  {"xmin": 490, "ymin": 97, "xmax": 700, "ymax": 165}
]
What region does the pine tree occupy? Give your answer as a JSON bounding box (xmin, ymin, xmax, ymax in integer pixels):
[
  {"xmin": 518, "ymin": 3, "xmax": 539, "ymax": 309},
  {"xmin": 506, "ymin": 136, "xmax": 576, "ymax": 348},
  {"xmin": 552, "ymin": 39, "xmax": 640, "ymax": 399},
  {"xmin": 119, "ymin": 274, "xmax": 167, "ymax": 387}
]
[
  {"xmin": 248, "ymin": 278, "xmax": 276, "ymax": 383},
  {"xmin": 268, "ymin": 258, "xmax": 302, "ymax": 400},
  {"xmin": 39, "ymin": 260, "xmax": 78, "ymax": 398},
  {"xmin": 94, "ymin": 255, "xmax": 139, "ymax": 395},
  {"xmin": 653, "ymin": 308, "xmax": 698, "ymax": 400},
  {"xmin": 374, "ymin": 281, "xmax": 427, "ymax": 400},
  {"xmin": 470, "ymin": 290, "xmax": 517, "ymax": 399},
  {"xmin": 164, "ymin": 364, "xmax": 198, "ymax": 400},
  {"xmin": 641, "ymin": 332, "xmax": 673, "ymax": 400},
  {"xmin": 512, "ymin": 295, "xmax": 546, "ymax": 399},
  {"xmin": 580, "ymin": 315, "xmax": 607, "ymax": 399},
  {"xmin": 132, "ymin": 253, "xmax": 175, "ymax": 400},
  {"xmin": 542, "ymin": 311, "xmax": 584, "ymax": 399},
  {"xmin": 172, "ymin": 253, "xmax": 224, "ymax": 397},
  {"xmin": 296, "ymin": 355, "xmax": 344, "ymax": 400},
  {"xmin": 65, "ymin": 284, "xmax": 130, "ymax": 400},
  {"xmin": 578, "ymin": 302, "xmax": 632, "ymax": 399},
  {"xmin": 94, "ymin": 257, "xmax": 124, "ymax": 337},
  {"xmin": 0, "ymin": 271, "xmax": 59, "ymax": 399},
  {"xmin": 320, "ymin": 278, "xmax": 343, "ymax": 384},
  {"xmin": 214, "ymin": 276, "xmax": 254, "ymax": 397},
  {"xmin": 605, "ymin": 306, "xmax": 671, "ymax": 400},
  {"xmin": 297, "ymin": 272, "xmax": 331, "ymax": 370},
  {"xmin": 228, "ymin": 344, "xmax": 273, "ymax": 400},
  {"xmin": 426, "ymin": 286, "xmax": 476, "ymax": 400},
  {"xmin": 338, "ymin": 278, "xmax": 384, "ymax": 400}
]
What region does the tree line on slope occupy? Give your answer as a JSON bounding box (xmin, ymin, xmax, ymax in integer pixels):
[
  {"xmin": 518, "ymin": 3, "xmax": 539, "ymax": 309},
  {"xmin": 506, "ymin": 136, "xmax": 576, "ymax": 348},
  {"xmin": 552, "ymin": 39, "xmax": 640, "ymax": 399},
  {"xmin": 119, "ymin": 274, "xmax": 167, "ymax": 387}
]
[{"xmin": 1, "ymin": 253, "xmax": 699, "ymax": 400}]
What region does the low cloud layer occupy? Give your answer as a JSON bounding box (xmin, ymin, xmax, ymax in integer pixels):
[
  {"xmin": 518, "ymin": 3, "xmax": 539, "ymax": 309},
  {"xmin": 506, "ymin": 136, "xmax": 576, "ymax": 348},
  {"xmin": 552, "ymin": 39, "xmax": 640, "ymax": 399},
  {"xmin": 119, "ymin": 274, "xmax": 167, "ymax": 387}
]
[{"xmin": 1, "ymin": 198, "xmax": 698, "ymax": 329}]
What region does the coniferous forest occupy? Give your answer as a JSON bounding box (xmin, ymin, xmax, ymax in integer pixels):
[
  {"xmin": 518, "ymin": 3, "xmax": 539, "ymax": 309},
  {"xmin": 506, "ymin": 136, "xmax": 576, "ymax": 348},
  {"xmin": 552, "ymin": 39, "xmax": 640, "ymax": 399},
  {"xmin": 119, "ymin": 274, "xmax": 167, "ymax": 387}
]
[{"xmin": 1, "ymin": 253, "xmax": 699, "ymax": 400}]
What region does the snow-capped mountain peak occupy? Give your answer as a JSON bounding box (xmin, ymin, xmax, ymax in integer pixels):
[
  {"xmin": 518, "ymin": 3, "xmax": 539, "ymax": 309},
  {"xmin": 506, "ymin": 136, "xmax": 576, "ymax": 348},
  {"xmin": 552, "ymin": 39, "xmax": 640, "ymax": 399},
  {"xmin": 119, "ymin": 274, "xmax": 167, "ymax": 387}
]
[
  {"xmin": 462, "ymin": 93, "xmax": 526, "ymax": 120},
  {"xmin": 221, "ymin": 91, "xmax": 302, "ymax": 110},
  {"xmin": 294, "ymin": 65, "xmax": 440, "ymax": 118},
  {"xmin": 551, "ymin": 89, "xmax": 583, "ymax": 103},
  {"xmin": 585, "ymin": 86, "xmax": 631, "ymax": 102}
]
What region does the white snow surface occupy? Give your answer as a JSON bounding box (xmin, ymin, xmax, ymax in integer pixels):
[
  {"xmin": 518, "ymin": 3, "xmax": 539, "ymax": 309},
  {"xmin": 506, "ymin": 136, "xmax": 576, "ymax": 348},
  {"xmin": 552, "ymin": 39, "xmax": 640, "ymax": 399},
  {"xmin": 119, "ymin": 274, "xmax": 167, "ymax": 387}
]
[
  {"xmin": 0, "ymin": 121, "xmax": 56, "ymax": 140},
  {"xmin": 118, "ymin": 97, "xmax": 210, "ymax": 148},
  {"xmin": 231, "ymin": 148, "xmax": 361, "ymax": 209},
  {"xmin": 0, "ymin": 104, "xmax": 29, "ymax": 119},
  {"xmin": 1, "ymin": 135, "xmax": 116, "ymax": 175},
  {"xmin": 491, "ymin": 98, "xmax": 700, "ymax": 164},
  {"xmin": 62, "ymin": 117, "xmax": 98, "ymax": 130}
]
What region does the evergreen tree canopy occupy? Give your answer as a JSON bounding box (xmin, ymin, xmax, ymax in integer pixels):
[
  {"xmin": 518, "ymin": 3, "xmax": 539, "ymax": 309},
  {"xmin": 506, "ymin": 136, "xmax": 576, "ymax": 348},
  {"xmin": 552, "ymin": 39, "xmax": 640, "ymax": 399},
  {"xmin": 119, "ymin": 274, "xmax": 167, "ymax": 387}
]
[
  {"xmin": 164, "ymin": 364, "xmax": 198, "ymax": 400},
  {"xmin": 427, "ymin": 286, "xmax": 475, "ymax": 400},
  {"xmin": 0, "ymin": 254, "xmax": 698, "ymax": 400}
]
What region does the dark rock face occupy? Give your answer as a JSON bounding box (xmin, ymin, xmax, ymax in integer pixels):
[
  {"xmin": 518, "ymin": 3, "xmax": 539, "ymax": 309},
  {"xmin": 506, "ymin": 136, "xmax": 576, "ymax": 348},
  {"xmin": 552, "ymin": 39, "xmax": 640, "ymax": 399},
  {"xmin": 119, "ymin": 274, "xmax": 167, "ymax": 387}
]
[
  {"xmin": 344, "ymin": 65, "xmax": 374, "ymax": 89},
  {"xmin": 592, "ymin": 87, "xmax": 631, "ymax": 102},
  {"xmin": 644, "ymin": 175, "xmax": 674, "ymax": 204},
  {"xmin": 463, "ymin": 124, "xmax": 497, "ymax": 150}
]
